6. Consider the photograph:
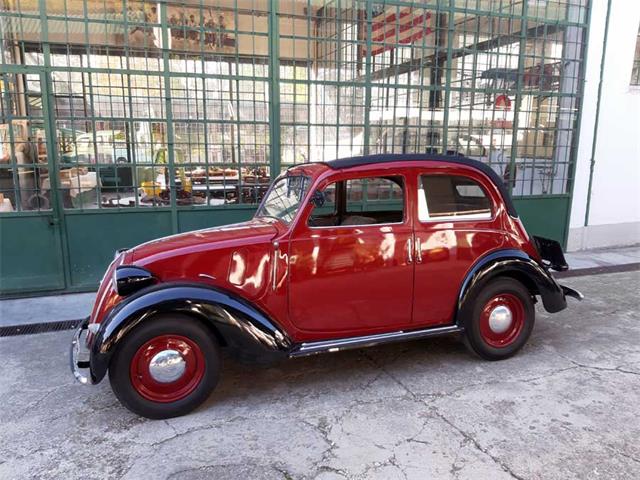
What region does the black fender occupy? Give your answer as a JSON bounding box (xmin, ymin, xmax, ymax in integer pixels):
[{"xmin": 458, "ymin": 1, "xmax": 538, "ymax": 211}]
[
  {"xmin": 456, "ymin": 249, "xmax": 567, "ymax": 322},
  {"xmin": 89, "ymin": 282, "xmax": 292, "ymax": 384}
]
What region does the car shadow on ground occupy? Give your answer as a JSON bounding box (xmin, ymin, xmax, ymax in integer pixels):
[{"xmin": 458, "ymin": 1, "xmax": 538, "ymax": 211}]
[
  {"xmin": 194, "ymin": 309, "xmax": 571, "ymax": 414},
  {"xmin": 198, "ymin": 333, "xmax": 480, "ymax": 408}
]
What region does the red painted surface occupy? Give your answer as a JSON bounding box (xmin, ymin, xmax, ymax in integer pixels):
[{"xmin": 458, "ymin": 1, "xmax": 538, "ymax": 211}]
[
  {"xmin": 412, "ymin": 164, "xmax": 506, "ymax": 327},
  {"xmin": 288, "ymin": 167, "xmax": 415, "ymax": 336},
  {"xmin": 129, "ymin": 334, "xmax": 205, "ymax": 403},
  {"xmin": 478, "ymin": 294, "xmax": 525, "ymax": 348},
  {"xmin": 88, "ymin": 159, "xmax": 540, "ymax": 344}
]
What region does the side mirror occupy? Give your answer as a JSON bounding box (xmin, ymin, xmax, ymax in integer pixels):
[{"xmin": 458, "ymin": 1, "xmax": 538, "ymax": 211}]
[{"xmin": 311, "ymin": 190, "xmax": 326, "ymax": 208}]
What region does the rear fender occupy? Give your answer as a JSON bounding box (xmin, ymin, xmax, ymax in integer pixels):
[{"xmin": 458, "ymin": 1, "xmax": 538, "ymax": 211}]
[
  {"xmin": 457, "ymin": 249, "xmax": 567, "ymax": 321},
  {"xmin": 89, "ymin": 283, "xmax": 291, "ymax": 383}
]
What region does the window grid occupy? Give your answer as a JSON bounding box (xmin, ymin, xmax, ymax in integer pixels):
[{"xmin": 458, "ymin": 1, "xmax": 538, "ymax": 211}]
[{"xmin": 0, "ymin": 0, "xmax": 590, "ymax": 215}]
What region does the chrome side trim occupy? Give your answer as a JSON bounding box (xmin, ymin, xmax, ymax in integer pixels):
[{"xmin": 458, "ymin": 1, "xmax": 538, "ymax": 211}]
[
  {"xmin": 272, "ymin": 241, "xmax": 279, "ymax": 291},
  {"xmin": 307, "ymin": 220, "xmax": 405, "ymax": 230},
  {"xmin": 289, "ymin": 324, "xmax": 463, "ymax": 358},
  {"xmin": 418, "ymin": 212, "xmax": 493, "ymax": 223}
]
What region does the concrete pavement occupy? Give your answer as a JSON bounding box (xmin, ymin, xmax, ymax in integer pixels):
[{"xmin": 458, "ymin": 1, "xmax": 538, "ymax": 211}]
[
  {"xmin": 563, "ymin": 244, "xmax": 640, "ymax": 270},
  {"xmin": 0, "ymin": 270, "xmax": 639, "ymax": 479},
  {"xmin": 0, "ymin": 291, "xmax": 95, "ymax": 327}
]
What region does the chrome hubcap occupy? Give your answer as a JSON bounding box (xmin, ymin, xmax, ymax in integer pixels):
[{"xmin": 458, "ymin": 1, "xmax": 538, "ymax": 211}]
[
  {"xmin": 488, "ymin": 305, "xmax": 513, "ymax": 334},
  {"xmin": 148, "ymin": 349, "xmax": 186, "ymax": 383}
]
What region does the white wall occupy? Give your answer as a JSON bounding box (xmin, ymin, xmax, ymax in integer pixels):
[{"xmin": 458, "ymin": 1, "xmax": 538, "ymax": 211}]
[{"xmin": 568, "ymin": 0, "xmax": 640, "ymax": 250}]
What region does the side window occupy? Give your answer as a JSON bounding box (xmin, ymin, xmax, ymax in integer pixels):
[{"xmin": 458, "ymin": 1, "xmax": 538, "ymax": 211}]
[
  {"xmin": 308, "ymin": 183, "xmax": 337, "ymax": 226},
  {"xmin": 308, "ymin": 176, "xmax": 405, "ymax": 227},
  {"xmin": 418, "ymin": 174, "xmax": 492, "ymax": 221}
]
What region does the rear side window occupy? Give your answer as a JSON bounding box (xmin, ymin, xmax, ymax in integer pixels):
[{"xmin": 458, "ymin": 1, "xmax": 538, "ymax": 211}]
[{"xmin": 418, "ymin": 175, "xmax": 492, "ymax": 221}]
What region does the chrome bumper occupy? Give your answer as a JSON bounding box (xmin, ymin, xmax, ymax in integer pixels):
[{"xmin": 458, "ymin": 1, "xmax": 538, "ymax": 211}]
[
  {"xmin": 70, "ymin": 317, "xmax": 94, "ymax": 385},
  {"xmin": 561, "ymin": 284, "xmax": 584, "ymax": 301}
]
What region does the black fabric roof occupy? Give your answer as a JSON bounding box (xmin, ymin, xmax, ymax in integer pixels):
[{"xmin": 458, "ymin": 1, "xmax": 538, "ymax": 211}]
[{"xmin": 323, "ymin": 153, "xmax": 518, "ymax": 217}]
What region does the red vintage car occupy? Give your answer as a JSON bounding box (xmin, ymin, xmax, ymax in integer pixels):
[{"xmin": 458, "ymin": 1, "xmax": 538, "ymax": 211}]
[{"xmin": 71, "ymin": 154, "xmax": 582, "ymax": 418}]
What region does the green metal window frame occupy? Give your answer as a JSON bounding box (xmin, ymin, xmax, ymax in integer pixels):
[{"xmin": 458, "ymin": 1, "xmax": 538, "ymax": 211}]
[{"xmin": 0, "ymin": 0, "xmax": 592, "ymax": 294}]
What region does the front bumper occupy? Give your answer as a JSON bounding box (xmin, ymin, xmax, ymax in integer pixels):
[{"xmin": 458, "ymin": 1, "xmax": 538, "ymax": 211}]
[{"xmin": 70, "ymin": 317, "xmax": 94, "ymax": 385}]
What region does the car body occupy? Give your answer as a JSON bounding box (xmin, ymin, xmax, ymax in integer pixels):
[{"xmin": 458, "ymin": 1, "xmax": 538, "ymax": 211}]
[{"xmin": 71, "ymin": 153, "xmax": 582, "ymax": 418}]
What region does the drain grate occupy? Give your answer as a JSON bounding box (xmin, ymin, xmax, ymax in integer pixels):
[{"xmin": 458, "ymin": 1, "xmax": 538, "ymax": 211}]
[{"xmin": 0, "ymin": 319, "xmax": 82, "ymax": 337}]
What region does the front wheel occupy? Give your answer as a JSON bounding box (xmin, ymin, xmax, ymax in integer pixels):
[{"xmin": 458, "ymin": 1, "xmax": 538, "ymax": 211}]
[
  {"xmin": 109, "ymin": 314, "xmax": 220, "ymax": 419},
  {"xmin": 462, "ymin": 278, "xmax": 535, "ymax": 361}
]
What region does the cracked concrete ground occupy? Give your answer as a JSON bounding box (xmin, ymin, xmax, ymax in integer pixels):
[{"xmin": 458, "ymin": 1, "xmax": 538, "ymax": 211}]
[{"xmin": 1, "ymin": 271, "xmax": 639, "ymax": 480}]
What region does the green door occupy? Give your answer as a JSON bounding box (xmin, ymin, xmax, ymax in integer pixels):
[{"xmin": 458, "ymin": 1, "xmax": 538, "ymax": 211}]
[{"xmin": 0, "ymin": 71, "xmax": 67, "ymax": 294}]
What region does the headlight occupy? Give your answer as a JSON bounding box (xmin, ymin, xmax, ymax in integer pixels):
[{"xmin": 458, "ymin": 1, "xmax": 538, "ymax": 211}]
[{"xmin": 113, "ymin": 265, "xmax": 156, "ymax": 296}]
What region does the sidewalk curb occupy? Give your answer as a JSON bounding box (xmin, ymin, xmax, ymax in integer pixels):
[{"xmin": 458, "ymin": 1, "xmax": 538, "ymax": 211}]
[{"xmin": 554, "ymin": 262, "xmax": 640, "ymax": 278}]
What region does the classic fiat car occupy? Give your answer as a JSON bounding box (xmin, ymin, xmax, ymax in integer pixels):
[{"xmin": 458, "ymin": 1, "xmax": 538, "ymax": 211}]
[{"xmin": 71, "ymin": 153, "xmax": 582, "ymax": 418}]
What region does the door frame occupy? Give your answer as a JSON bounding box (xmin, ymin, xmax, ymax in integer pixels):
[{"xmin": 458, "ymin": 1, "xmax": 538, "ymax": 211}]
[
  {"xmin": 0, "ymin": 67, "xmax": 68, "ymax": 294},
  {"xmin": 286, "ymin": 168, "xmax": 416, "ymax": 339}
]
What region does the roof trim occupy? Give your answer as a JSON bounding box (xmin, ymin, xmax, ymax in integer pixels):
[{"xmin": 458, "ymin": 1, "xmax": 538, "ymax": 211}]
[{"xmin": 322, "ymin": 153, "xmax": 518, "ymax": 217}]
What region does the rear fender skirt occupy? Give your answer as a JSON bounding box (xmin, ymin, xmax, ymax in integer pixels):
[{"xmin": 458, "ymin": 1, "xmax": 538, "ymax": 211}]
[
  {"xmin": 89, "ymin": 283, "xmax": 291, "ymax": 383},
  {"xmin": 457, "ymin": 249, "xmax": 567, "ymax": 318}
]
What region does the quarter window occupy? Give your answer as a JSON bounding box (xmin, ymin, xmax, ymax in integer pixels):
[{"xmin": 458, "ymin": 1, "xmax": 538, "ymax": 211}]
[{"xmin": 418, "ymin": 175, "xmax": 492, "ymax": 221}]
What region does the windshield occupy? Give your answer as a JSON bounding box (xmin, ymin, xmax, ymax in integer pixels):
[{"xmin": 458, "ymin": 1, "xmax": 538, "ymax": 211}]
[{"xmin": 256, "ymin": 175, "xmax": 310, "ymax": 224}]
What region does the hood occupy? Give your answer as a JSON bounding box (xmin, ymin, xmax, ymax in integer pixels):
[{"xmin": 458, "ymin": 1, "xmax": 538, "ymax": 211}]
[{"xmin": 129, "ymin": 217, "xmax": 280, "ymax": 266}]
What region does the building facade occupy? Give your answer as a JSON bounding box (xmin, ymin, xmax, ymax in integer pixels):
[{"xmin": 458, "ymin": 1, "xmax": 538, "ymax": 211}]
[
  {"xmin": 0, "ymin": 0, "xmax": 592, "ymax": 294},
  {"xmin": 568, "ymin": 0, "xmax": 640, "ymax": 251}
]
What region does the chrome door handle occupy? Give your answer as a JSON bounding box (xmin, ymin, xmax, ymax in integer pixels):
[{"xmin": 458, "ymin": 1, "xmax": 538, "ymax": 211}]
[
  {"xmin": 272, "ymin": 241, "xmax": 279, "ymax": 290},
  {"xmin": 415, "ymin": 237, "xmax": 423, "ymax": 263},
  {"xmin": 406, "ymin": 238, "xmax": 413, "ymax": 264}
]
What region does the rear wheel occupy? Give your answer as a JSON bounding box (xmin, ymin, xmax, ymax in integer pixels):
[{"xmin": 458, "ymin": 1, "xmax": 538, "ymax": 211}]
[
  {"xmin": 462, "ymin": 278, "xmax": 535, "ymax": 361},
  {"xmin": 109, "ymin": 314, "xmax": 220, "ymax": 419}
]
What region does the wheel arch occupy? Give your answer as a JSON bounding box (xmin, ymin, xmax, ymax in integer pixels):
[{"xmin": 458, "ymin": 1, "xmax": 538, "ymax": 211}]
[
  {"xmin": 456, "ymin": 248, "xmax": 567, "ymax": 324},
  {"xmin": 167, "ymin": 308, "xmax": 228, "ymax": 348},
  {"xmin": 89, "ymin": 282, "xmax": 292, "ymax": 384},
  {"xmin": 497, "ymin": 270, "xmax": 539, "ymax": 298}
]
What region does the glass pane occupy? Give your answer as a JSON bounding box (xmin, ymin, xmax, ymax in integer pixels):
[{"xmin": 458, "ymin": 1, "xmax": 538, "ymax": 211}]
[
  {"xmin": 419, "ymin": 174, "xmax": 491, "ymax": 220},
  {"xmin": 345, "ymin": 176, "xmax": 404, "ymax": 222},
  {"xmin": 0, "ymin": 73, "xmax": 51, "ymax": 212}
]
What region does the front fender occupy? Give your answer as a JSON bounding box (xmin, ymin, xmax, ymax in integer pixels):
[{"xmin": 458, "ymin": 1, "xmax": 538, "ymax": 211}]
[
  {"xmin": 89, "ymin": 283, "xmax": 292, "ymax": 383},
  {"xmin": 457, "ymin": 249, "xmax": 567, "ymax": 319}
]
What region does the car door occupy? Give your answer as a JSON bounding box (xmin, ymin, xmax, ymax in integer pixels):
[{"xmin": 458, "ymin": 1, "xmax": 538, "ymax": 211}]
[
  {"xmin": 288, "ymin": 171, "xmax": 414, "ymax": 337},
  {"xmin": 412, "ymin": 167, "xmax": 505, "ymax": 327}
]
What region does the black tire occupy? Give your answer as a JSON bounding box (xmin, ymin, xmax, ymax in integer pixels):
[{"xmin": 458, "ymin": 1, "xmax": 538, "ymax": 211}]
[
  {"xmin": 108, "ymin": 314, "xmax": 220, "ymax": 419},
  {"xmin": 461, "ymin": 278, "xmax": 535, "ymax": 361}
]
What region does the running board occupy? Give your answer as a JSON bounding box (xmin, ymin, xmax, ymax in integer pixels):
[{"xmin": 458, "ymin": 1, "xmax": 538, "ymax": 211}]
[{"xmin": 289, "ymin": 325, "xmax": 464, "ymax": 358}]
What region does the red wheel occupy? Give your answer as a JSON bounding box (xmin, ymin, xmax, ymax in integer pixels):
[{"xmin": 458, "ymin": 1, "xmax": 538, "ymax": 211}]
[
  {"xmin": 130, "ymin": 335, "xmax": 206, "ymax": 403},
  {"xmin": 478, "ymin": 294, "xmax": 525, "ymax": 348},
  {"xmin": 109, "ymin": 315, "xmax": 220, "ymax": 419},
  {"xmin": 462, "ymin": 278, "xmax": 535, "ymax": 360}
]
